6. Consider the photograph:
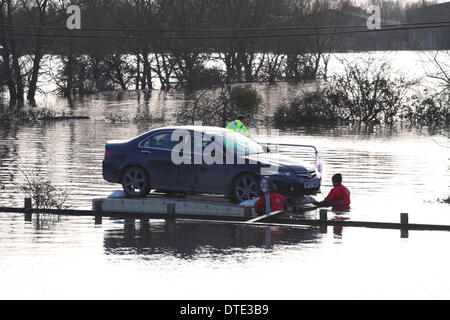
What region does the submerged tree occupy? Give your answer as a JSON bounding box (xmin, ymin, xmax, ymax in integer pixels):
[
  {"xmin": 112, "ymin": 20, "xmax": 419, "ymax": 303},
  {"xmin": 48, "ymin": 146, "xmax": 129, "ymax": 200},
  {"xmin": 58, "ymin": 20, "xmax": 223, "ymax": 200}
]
[
  {"xmin": 0, "ymin": 0, "xmax": 25, "ymax": 105},
  {"xmin": 178, "ymin": 85, "xmax": 263, "ymax": 127},
  {"xmin": 326, "ymin": 57, "xmax": 418, "ymax": 125},
  {"xmin": 275, "ymin": 57, "xmax": 421, "ymax": 126}
]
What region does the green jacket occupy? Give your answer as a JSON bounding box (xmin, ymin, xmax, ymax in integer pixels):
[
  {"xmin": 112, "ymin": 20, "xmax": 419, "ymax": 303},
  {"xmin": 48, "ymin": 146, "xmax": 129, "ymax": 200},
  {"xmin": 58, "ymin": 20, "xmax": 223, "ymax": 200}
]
[{"xmin": 226, "ymin": 120, "xmax": 249, "ymax": 137}]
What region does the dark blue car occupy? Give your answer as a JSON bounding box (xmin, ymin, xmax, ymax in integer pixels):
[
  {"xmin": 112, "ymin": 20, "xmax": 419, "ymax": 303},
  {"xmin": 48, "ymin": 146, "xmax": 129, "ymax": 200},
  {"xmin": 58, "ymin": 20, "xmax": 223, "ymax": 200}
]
[{"xmin": 102, "ymin": 126, "xmax": 321, "ymax": 202}]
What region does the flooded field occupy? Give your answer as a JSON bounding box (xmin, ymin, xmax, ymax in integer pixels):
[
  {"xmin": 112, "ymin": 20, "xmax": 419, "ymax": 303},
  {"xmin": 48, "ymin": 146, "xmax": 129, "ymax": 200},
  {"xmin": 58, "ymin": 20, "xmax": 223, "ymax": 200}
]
[
  {"xmin": 1, "ymin": 214, "xmax": 449, "ymax": 300},
  {"xmin": 0, "ymin": 51, "xmax": 449, "ymax": 299}
]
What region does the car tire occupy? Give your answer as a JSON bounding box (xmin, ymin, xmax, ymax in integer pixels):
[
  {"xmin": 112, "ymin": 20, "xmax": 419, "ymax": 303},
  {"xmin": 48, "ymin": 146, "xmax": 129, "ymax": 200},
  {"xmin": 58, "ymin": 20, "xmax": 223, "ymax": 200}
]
[
  {"xmin": 233, "ymin": 173, "xmax": 260, "ymax": 203},
  {"xmin": 121, "ymin": 166, "xmax": 150, "ymax": 198}
]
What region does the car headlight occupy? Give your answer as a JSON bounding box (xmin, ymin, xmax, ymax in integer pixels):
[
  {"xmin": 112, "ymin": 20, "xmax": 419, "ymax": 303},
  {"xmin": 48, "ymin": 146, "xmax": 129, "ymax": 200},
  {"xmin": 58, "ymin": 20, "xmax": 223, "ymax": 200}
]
[{"xmin": 315, "ymin": 169, "xmax": 322, "ymax": 180}]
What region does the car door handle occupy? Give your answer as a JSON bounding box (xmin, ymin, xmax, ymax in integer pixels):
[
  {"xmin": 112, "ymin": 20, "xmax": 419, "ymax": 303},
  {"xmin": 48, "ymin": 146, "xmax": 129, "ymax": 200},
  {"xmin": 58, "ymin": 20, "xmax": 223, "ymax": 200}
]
[{"xmin": 141, "ymin": 150, "xmax": 152, "ymax": 154}]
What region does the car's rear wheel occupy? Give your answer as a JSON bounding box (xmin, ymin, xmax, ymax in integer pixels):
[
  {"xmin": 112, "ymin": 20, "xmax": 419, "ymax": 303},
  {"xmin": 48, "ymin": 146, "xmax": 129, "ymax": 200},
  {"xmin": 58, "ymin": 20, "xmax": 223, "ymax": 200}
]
[
  {"xmin": 121, "ymin": 167, "xmax": 150, "ymax": 198},
  {"xmin": 233, "ymin": 173, "xmax": 260, "ymax": 203}
]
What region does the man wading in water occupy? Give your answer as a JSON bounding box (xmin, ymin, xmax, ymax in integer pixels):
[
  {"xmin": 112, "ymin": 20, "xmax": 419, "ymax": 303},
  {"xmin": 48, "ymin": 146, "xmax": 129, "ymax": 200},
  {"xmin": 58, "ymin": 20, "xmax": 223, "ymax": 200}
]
[{"xmin": 314, "ymin": 174, "xmax": 351, "ymax": 211}]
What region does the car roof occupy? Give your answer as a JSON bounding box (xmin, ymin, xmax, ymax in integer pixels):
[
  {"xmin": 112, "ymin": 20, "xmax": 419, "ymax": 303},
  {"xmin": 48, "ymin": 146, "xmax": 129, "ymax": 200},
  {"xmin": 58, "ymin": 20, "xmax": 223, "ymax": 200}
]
[
  {"xmin": 155, "ymin": 125, "xmax": 231, "ymax": 133},
  {"xmin": 130, "ymin": 126, "xmax": 233, "ymax": 143}
]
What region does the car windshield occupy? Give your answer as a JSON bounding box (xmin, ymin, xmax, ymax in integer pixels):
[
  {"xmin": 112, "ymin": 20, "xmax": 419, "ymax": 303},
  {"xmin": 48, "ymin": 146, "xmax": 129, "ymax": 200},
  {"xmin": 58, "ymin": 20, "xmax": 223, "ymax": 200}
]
[{"xmin": 206, "ymin": 130, "xmax": 266, "ymax": 156}]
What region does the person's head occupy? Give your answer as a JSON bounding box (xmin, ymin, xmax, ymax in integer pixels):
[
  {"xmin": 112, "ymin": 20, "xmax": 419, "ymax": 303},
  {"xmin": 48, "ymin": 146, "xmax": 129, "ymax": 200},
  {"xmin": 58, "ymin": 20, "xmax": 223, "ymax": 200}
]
[
  {"xmin": 237, "ymin": 115, "xmax": 245, "ymax": 122},
  {"xmin": 332, "ymin": 174, "xmax": 343, "ymax": 186}
]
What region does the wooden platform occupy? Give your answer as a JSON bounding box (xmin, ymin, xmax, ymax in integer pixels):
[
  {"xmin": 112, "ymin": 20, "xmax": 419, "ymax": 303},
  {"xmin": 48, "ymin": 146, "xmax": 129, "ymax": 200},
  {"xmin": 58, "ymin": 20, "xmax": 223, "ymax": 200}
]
[{"xmin": 92, "ymin": 194, "xmax": 256, "ymax": 218}]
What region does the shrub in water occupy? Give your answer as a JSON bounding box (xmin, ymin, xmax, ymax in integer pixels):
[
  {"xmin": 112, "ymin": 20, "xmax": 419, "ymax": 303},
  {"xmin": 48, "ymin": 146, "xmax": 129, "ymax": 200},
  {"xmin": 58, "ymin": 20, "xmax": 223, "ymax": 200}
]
[
  {"xmin": 274, "ymin": 91, "xmax": 340, "ymax": 126},
  {"xmin": 18, "ymin": 166, "xmax": 69, "ymax": 210},
  {"xmin": 229, "ymin": 86, "xmax": 263, "ymax": 122},
  {"xmin": 274, "ymin": 58, "xmax": 419, "ymax": 127}
]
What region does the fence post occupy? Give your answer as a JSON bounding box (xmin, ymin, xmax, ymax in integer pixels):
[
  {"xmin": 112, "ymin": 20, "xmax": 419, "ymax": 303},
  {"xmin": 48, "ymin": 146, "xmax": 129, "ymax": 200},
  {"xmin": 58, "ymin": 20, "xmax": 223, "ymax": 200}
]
[
  {"xmin": 319, "ymin": 209, "xmax": 328, "ymax": 234},
  {"xmin": 265, "ymin": 227, "xmax": 271, "ymax": 248},
  {"xmin": 94, "ymin": 199, "xmax": 103, "ymax": 225},
  {"xmin": 244, "ymin": 207, "xmax": 252, "ymax": 218},
  {"xmin": 24, "ymin": 198, "xmax": 32, "ymax": 222},
  {"xmin": 167, "ymin": 203, "xmax": 175, "ymax": 215},
  {"xmin": 124, "ymin": 219, "xmax": 136, "ymax": 241},
  {"xmin": 401, "ymin": 213, "xmax": 409, "ymax": 238},
  {"xmin": 140, "ymin": 219, "xmax": 150, "ymax": 227},
  {"xmin": 400, "ymin": 213, "xmax": 409, "ymax": 225},
  {"xmin": 166, "ymin": 203, "xmax": 176, "ymax": 230},
  {"xmin": 265, "ymin": 182, "xmax": 271, "ymax": 215}
]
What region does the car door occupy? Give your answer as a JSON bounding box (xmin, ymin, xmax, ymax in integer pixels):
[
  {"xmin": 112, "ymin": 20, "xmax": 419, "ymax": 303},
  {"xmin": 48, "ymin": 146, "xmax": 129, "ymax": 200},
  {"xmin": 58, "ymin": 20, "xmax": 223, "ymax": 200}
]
[
  {"xmin": 139, "ymin": 130, "xmax": 180, "ymax": 190},
  {"xmin": 188, "ymin": 131, "xmax": 229, "ymax": 194},
  {"xmin": 173, "ymin": 130, "xmax": 197, "ymax": 192}
]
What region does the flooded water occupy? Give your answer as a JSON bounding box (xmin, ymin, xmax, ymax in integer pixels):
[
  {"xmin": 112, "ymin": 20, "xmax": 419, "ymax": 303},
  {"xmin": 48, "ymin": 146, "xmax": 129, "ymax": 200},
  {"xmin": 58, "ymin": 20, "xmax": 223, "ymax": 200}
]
[{"xmin": 0, "ymin": 51, "xmax": 449, "ymax": 299}]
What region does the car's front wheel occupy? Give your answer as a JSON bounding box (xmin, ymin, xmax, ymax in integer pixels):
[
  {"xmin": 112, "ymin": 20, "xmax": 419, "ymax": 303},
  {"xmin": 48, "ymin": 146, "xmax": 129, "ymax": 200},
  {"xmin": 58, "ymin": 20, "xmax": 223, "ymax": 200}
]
[
  {"xmin": 233, "ymin": 173, "xmax": 260, "ymax": 203},
  {"xmin": 121, "ymin": 166, "xmax": 150, "ymax": 198}
]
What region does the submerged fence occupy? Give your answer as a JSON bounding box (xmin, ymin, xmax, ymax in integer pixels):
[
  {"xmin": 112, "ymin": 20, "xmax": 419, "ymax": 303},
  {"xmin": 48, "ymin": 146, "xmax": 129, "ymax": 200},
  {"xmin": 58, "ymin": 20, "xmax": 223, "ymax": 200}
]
[{"xmin": 1, "ymin": 198, "xmax": 450, "ymax": 240}]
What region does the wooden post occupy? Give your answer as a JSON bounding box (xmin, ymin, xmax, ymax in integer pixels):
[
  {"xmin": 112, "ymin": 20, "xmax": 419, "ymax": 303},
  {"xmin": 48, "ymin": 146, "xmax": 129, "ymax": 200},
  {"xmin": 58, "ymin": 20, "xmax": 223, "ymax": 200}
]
[
  {"xmin": 401, "ymin": 213, "xmax": 409, "ymax": 225},
  {"xmin": 167, "ymin": 203, "xmax": 175, "ymax": 215},
  {"xmin": 401, "ymin": 213, "xmax": 409, "ymax": 239},
  {"xmin": 140, "ymin": 221, "xmax": 151, "ymax": 244},
  {"xmin": 166, "ymin": 203, "xmax": 176, "ymax": 230},
  {"xmin": 94, "ymin": 216, "xmax": 102, "ymax": 225},
  {"xmin": 265, "ymin": 181, "xmax": 271, "ymax": 215},
  {"xmin": 244, "ymin": 207, "xmax": 252, "ymax": 218},
  {"xmin": 265, "ymin": 227, "xmax": 271, "ymax": 248},
  {"xmin": 94, "ymin": 199, "xmax": 102, "ymax": 225},
  {"xmin": 140, "ymin": 219, "xmax": 150, "ymax": 227},
  {"xmin": 124, "ymin": 219, "xmax": 136, "ymax": 241},
  {"xmin": 319, "ymin": 209, "xmax": 328, "ymax": 234},
  {"xmin": 24, "ymin": 198, "xmax": 32, "ymax": 222}
]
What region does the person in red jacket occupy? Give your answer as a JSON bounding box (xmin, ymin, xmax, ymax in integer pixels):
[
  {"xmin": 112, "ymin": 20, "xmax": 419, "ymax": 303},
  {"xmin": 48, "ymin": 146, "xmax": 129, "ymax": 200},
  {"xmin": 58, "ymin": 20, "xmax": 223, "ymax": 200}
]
[
  {"xmin": 314, "ymin": 174, "xmax": 351, "ymax": 211},
  {"xmin": 254, "ymin": 185, "xmax": 288, "ymax": 215}
]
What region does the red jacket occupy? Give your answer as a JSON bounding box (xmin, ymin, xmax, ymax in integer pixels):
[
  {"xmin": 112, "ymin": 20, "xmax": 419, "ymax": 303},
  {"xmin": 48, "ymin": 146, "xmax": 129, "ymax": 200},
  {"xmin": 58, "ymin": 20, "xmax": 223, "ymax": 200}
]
[
  {"xmin": 324, "ymin": 184, "xmax": 351, "ymax": 211},
  {"xmin": 255, "ymin": 193, "xmax": 288, "ymax": 215}
]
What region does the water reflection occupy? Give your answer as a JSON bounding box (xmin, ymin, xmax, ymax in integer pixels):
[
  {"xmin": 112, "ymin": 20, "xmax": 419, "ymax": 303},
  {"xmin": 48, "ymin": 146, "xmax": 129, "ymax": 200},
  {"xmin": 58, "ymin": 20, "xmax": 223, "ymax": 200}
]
[
  {"xmin": 332, "ymin": 213, "xmax": 351, "ymax": 238},
  {"xmin": 103, "ymin": 220, "xmax": 320, "ymax": 258},
  {"xmin": 32, "ymin": 214, "xmax": 65, "ymax": 231}
]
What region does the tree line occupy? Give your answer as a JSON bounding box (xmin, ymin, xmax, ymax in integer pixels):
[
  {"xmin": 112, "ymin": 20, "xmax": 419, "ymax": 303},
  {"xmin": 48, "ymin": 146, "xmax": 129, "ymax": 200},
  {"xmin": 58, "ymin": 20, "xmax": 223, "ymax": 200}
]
[{"xmin": 0, "ymin": 0, "xmax": 446, "ymax": 106}]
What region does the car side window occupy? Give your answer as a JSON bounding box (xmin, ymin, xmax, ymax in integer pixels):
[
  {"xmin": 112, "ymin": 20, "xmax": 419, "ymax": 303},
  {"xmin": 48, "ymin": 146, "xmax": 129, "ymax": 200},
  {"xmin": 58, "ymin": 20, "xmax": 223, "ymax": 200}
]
[
  {"xmin": 141, "ymin": 132, "xmax": 179, "ymax": 150},
  {"xmin": 193, "ymin": 133, "xmax": 224, "ymax": 153},
  {"xmin": 193, "ymin": 133, "xmax": 213, "ymax": 152}
]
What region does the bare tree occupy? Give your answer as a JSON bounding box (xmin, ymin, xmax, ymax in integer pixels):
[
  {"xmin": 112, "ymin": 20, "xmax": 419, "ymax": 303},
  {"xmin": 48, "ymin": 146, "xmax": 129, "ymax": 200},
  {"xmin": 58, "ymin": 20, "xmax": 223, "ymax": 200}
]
[
  {"xmin": 426, "ymin": 50, "xmax": 450, "ymax": 146},
  {"xmin": 0, "ymin": 0, "xmax": 25, "ymax": 105},
  {"xmin": 427, "ymin": 51, "xmax": 450, "ymax": 99}
]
